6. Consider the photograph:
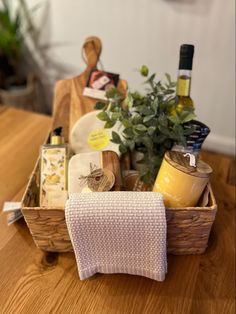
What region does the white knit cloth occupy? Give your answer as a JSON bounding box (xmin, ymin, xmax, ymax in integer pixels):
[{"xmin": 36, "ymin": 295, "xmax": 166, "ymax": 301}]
[{"xmin": 65, "ymin": 192, "xmax": 167, "ymax": 281}]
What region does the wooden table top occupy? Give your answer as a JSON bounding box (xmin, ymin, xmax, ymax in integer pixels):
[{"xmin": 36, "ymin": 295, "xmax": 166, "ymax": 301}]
[{"xmin": 0, "ymin": 106, "xmax": 235, "ymax": 314}]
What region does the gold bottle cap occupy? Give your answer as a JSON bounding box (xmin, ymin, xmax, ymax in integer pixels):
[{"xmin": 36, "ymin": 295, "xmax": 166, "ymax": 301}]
[
  {"xmin": 50, "ymin": 127, "xmax": 65, "ymax": 145},
  {"xmin": 51, "ymin": 135, "xmax": 65, "ymax": 145},
  {"xmin": 165, "ymin": 151, "xmax": 212, "ymax": 178}
]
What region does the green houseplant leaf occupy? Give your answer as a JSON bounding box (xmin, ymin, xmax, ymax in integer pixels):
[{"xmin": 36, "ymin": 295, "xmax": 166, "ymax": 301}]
[
  {"xmin": 111, "ymin": 131, "xmax": 122, "ymax": 144},
  {"xmin": 97, "ymin": 111, "xmax": 110, "ymax": 121}
]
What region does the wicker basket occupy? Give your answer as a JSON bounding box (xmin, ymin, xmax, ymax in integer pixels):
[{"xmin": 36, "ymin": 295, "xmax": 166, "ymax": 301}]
[
  {"xmin": 21, "ymin": 36, "xmax": 217, "ymax": 255},
  {"xmin": 22, "ymin": 165, "xmax": 217, "ymax": 255}
]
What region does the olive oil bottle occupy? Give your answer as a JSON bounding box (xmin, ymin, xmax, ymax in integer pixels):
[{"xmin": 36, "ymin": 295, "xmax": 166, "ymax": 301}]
[{"xmin": 173, "ymin": 44, "xmax": 195, "ymax": 114}]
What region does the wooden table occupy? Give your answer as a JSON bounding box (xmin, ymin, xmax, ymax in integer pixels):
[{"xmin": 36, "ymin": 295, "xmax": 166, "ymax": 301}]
[{"xmin": 0, "ymin": 106, "xmax": 235, "ymax": 314}]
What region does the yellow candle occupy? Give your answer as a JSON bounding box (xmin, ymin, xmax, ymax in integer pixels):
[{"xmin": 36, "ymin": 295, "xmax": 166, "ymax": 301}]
[{"xmin": 153, "ymin": 151, "xmax": 212, "ymax": 208}]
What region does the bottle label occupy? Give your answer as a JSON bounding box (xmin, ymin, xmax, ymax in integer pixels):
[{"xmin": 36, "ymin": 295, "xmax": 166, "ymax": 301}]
[
  {"xmin": 40, "ymin": 147, "xmax": 67, "ymax": 207},
  {"xmin": 177, "ymin": 78, "xmax": 190, "ymax": 96},
  {"xmin": 87, "ymin": 129, "xmax": 110, "ymax": 151}
]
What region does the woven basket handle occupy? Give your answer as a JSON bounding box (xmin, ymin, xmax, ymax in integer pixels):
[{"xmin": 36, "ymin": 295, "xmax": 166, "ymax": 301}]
[{"xmin": 82, "ymin": 36, "xmax": 102, "ymax": 70}]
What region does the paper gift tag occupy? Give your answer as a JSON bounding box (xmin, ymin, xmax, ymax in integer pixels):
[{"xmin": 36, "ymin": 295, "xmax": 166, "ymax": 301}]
[{"xmin": 83, "ymin": 69, "xmax": 120, "ymax": 101}]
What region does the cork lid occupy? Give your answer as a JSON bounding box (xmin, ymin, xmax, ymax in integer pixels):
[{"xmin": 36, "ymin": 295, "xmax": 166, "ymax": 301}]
[{"xmin": 165, "ymin": 151, "xmax": 212, "ymax": 178}]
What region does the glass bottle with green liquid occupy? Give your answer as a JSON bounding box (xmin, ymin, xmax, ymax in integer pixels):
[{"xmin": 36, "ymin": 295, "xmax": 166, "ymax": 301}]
[
  {"xmin": 175, "ymin": 44, "xmax": 195, "ymax": 113},
  {"xmin": 171, "ymin": 44, "xmax": 196, "ymax": 153},
  {"xmin": 171, "ymin": 44, "xmax": 211, "ymax": 155}
]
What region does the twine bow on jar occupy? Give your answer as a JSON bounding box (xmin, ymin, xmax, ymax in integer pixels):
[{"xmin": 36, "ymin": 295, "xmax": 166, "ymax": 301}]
[{"xmin": 78, "ymin": 163, "xmax": 115, "ymax": 192}]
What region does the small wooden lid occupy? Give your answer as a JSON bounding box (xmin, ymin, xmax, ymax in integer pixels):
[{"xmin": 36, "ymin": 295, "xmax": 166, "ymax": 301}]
[{"xmin": 165, "ymin": 151, "xmax": 212, "ymax": 178}]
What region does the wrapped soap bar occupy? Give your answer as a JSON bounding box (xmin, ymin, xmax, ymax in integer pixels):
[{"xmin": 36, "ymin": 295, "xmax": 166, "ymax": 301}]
[{"xmin": 68, "ymin": 151, "xmax": 122, "ymax": 194}]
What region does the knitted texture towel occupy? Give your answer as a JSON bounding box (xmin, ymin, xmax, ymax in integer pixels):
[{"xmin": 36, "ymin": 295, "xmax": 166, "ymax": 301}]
[{"xmin": 65, "ymin": 192, "xmax": 167, "ymax": 281}]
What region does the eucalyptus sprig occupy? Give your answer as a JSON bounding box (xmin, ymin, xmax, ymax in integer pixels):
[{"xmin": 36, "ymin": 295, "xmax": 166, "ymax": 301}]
[{"xmin": 95, "ymin": 66, "xmax": 196, "ymax": 184}]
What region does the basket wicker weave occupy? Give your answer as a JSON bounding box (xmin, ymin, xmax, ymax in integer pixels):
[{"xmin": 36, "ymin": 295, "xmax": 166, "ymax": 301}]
[
  {"xmin": 21, "ymin": 36, "xmax": 217, "ymax": 255},
  {"xmin": 22, "ymin": 164, "xmax": 217, "ymax": 254}
]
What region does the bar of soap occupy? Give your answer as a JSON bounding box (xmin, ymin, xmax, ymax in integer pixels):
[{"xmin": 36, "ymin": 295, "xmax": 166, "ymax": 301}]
[{"xmin": 70, "ymin": 111, "xmax": 121, "ymax": 155}]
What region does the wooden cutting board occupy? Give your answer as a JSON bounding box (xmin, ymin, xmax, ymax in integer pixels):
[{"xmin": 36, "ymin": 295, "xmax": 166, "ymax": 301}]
[
  {"xmin": 52, "ymin": 36, "xmax": 127, "ymax": 141},
  {"xmin": 51, "ymin": 36, "xmax": 126, "ymax": 190}
]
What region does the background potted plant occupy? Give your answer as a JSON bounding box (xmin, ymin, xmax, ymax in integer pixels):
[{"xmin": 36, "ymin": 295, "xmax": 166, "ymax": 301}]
[
  {"xmin": 0, "ymin": 0, "xmax": 40, "ymax": 111},
  {"xmin": 0, "ymin": 0, "xmax": 76, "ymax": 113},
  {"xmin": 95, "ymin": 65, "xmax": 196, "ymax": 185}
]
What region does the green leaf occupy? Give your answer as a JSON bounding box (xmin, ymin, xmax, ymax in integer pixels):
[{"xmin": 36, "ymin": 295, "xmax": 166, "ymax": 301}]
[
  {"xmin": 170, "ymin": 82, "xmax": 177, "ymax": 88},
  {"xmin": 111, "ymin": 131, "xmax": 122, "ymax": 144},
  {"xmin": 167, "ymin": 98, "xmax": 176, "ymax": 106},
  {"xmin": 94, "ymin": 102, "xmax": 106, "ymax": 110},
  {"xmin": 134, "ymin": 124, "xmax": 147, "ymax": 133},
  {"xmin": 146, "ymin": 73, "xmax": 156, "ymax": 84},
  {"xmin": 122, "ymin": 119, "xmax": 132, "ymax": 128},
  {"xmin": 109, "ymin": 102, "xmax": 117, "ymax": 111},
  {"xmin": 125, "ymin": 93, "xmax": 134, "ymax": 108},
  {"xmin": 131, "ymin": 91, "xmax": 143, "ymax": 100},
  {"xmin": 104, "ymin": 120, "xmax": 116, "ymax": 128},
  {"xmin": 97, "ymin": 111, "xmax": 109, "ymax": 121},
  {"xmin": 111, "ymin": 112, "xmax": 121, "ymax": 121},
  {"xmin": 132, "ymin": 113, "xmax": 142, "ymax": 125},
  {"xmin": 154, "ymin": 134, "xmax": 167, "ymax": 144},
  {"xmin": 147, "ymin": 126, "xmax": 156, "ymax": 136},
  {"xmin": 143, "ymin": 115, "xmax": 155, "ymax": 123},
  {"xmin": 122, "ymin": 128, "xmax": 134, "ymax": 139},
  {"xmin": 179, "ymin": 111, "xmax": 196, "ymax": 123},
  {"xmin": 151, "ymin": 98, "xmax": 158, "ymax": 114},
  {"xmin": 137, "ymin": 106, "xmax": 153, "ymax": 116},
  {"xmin": 168, "ymin": 115, "xmax": 180, "ymax": 125},
  {"xmin": 164, "ymin": 89, "xmax": 175, "ymax": 95},
  {"xmin": 165, "ymin": 73, "xmax": 171, "ymax": 84},
  {"xmin": 176, "ymin": 134, "xmax": 187, "ymax": 147},
  {"xmin": 158, "ymin": 115, "xmax": 168, "ymax": 127},
  {"xmin": 158, "ymin": 125, "xmax": 170, "ymax": 136},
  {"xmin": 105, "ymin": 88, "xmax": 118, "ymax": 99},
  {"xmin": 119, "ymin": 143, "xmax": 128, "ymax": 154},
  {"xmin": 148, "ymin": 118, "xmax": 158, "ymax": 127},
  {"xmin": 173, "ymin": 124, "xmax": 184, "ymax": 133}
]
